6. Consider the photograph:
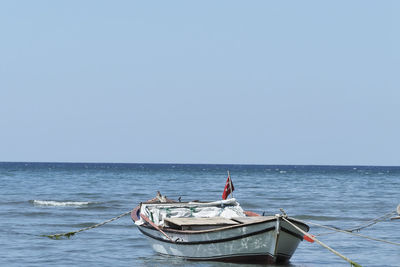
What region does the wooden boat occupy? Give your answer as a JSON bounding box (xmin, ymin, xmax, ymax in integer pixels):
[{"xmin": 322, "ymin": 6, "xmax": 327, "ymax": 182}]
[{"xmin": 131, "ymin": 193, "xmax": 309, "ymax": 263}]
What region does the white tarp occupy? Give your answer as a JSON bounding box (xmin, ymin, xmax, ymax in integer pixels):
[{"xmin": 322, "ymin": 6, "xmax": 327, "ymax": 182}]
[{"xmin": 136, "ymin": 198, "xmax": 246, "ymax": 226}]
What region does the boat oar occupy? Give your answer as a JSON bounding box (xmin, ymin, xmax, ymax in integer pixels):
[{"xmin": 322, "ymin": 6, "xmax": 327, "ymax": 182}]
[{"xmin": 140, "ymin": 213, "xmax": 174, "ymax": 242}]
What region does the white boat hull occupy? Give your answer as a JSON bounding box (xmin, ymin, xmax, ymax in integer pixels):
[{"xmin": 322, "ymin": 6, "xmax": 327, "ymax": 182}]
[{"xmin": 137, "ymin": 216, "xmax": 308, "ymax": 263}]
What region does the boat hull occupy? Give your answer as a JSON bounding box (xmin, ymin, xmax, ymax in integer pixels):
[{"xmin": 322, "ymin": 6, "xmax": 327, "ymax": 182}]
[{"xmin": 137, "ymin": 217, "xmax": 307, "ymax": 263}]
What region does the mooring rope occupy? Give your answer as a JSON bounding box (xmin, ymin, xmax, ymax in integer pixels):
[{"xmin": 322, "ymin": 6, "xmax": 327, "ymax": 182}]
[
  {"xmin": 281, "ymin": 216, "xmax": 362, "ymax": 267},
  {"xmin": 302, "ymin": 220, "xmax": 400, "ymax": 247},
  {"xmin": 345, "ymin": 210, "xmax": 397, "ymax": 232},
  {"xmin": 42, "ymin": 209, "xmax": 133, "ymax": 239},
  {"xmin": 310, "ymin": 210, "xmax": 397, "ymax": 237}
]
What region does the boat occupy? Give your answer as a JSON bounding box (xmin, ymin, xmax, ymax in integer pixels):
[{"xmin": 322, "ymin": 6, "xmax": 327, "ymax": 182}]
[{"xmin": 131, "ymin": 192, "xmax": 309, "ymax": 263}]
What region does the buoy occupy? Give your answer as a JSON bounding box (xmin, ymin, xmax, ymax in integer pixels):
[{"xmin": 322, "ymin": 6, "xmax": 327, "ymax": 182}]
[{"xmin": 304, "ymin": 234, "xmax": 315, "ymax": 243}]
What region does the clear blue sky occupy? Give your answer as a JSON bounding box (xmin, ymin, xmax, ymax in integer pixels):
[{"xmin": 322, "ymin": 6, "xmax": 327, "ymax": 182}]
[{"xmin": 0, "ymin": 1, "xmax": 398, "ymax": 165}]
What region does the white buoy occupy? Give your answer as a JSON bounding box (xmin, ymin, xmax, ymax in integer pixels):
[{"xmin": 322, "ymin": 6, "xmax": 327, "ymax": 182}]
[{"xmin": 391, "ymin": 205, "xmax": 400, "ymax": 220}]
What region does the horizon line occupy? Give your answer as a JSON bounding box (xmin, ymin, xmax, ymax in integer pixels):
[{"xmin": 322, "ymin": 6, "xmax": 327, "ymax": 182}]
[{"xmin": 0, "ymin": 161, "xmax": 399, "ymax": 168}]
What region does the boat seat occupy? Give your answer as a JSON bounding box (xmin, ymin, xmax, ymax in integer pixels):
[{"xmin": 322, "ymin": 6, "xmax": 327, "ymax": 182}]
[
  {"xmin": 231, "ymin": 216, "xmax": 276, "ymax": 224},
  {"xmin": 163, "ymin": 217, "xmax": 239, "ymax": 230}
]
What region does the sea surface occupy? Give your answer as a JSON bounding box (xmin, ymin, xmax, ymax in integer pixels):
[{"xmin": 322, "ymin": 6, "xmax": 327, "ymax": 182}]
[{"xmin": 1, "ymin": 162, "xmax": 399, "ymax": 267}]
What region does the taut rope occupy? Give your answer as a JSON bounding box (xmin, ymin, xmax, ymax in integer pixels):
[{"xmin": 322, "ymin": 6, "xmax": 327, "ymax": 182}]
[
  {"xmin": 42, "ymin": 210, "xmax": 133, "ymax": 239},
  {"xmin": 303, "ymin": 220, "xmax": 400, "ymax": 247},
  {"xmin": 316, "ymin": 210, "xmax": 397, "ymax": 236}
]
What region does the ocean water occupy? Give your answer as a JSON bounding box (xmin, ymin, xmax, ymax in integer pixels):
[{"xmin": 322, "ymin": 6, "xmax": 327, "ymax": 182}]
[{"xmin": 0, "ymin": 162, "xmax": 399, "ymax": 267}]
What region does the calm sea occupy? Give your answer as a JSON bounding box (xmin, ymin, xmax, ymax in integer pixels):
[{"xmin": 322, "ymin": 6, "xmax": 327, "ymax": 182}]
[{"xmin": 0, "ymin": 162, "xmax": 399, "ymax": 267}]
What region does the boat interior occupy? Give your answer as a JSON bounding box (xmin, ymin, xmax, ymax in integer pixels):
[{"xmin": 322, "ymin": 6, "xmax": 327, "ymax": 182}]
[
  {"xmin": 163, "ymin": 216, "xmax": 276, "ymax": 230},
  {"xmin": 134, "ymin": 195, "xmax": 307, "ymax": 232}
]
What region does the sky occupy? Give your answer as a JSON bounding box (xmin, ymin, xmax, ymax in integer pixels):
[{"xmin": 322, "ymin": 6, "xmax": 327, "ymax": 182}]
[{"xmin": 0, "ymin": 1, "xmax": 398, "ymax": 165}]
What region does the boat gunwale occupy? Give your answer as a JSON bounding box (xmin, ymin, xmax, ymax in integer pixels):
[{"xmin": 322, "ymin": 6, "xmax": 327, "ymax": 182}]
[{"xmin": 140, "ymin": 216, "xmax": 276, "ymax": 234}]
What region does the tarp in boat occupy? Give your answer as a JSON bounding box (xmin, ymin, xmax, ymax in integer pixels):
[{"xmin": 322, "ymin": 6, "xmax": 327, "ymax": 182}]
[{"xmin": 136, "ymin": 198, "xmax": 246, "ymax": 226}]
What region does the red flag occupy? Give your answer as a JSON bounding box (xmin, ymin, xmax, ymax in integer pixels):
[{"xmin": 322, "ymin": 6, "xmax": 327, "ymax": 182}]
[{"xmin": 222, "ymin": 173, "xmax": 234, "ymax": 200}]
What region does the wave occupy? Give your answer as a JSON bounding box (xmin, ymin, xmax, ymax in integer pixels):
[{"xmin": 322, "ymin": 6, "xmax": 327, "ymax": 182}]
[{"xmin": 31, "ymin": 200, "xmax": 93, "ymax": 207}]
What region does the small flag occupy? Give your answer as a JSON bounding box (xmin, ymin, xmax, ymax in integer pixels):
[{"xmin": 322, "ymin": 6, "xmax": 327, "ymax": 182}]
[{"xmin": 222, "ymin": 172, "xmax": 234, "ymax": 200}]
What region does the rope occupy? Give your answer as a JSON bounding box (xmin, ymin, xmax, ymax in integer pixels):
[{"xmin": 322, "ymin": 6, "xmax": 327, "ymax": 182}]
[
  {"xmin": 281, "ymin": 216, "xmax": 362, "ymax": 267},
  {"xmin": 312, "ymin": 210, "xmax": 396, "ymax": 237},
  {"xmin": 42, "ymin": 209, "xmax": 133, "ymax": 239},
  {"xmin": 343, "ymin": 210, "xmax": 396, "ymax": 233},
  {"xmin": 303, "ymin": 220, "xmax": 400, "ymax": 247},
  {"xmin": 140, "ymin": 213, "xmax": 174, "ymax": 242}
]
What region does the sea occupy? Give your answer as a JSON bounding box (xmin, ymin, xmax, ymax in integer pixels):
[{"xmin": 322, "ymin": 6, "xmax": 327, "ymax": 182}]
[{"xmin": 1, "ymin": 162, "xmax": 399, "ymax": 267}]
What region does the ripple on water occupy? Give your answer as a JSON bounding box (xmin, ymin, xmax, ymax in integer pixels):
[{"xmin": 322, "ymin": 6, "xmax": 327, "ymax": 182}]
[{"xmin": 1, "ymin": 163, "xmax": 400, "ymax": 267}]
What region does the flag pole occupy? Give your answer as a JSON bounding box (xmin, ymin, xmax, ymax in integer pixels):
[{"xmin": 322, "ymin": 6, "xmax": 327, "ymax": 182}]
[{"xmin": 228, "ymin": 170, "xmax": 233, "ymax": 199}]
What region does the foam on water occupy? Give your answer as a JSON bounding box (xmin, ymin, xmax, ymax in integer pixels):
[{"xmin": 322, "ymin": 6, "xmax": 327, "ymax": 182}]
[{"xmin": 31, "ymin": 200, "xmax": 92, "ymax": 207}]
